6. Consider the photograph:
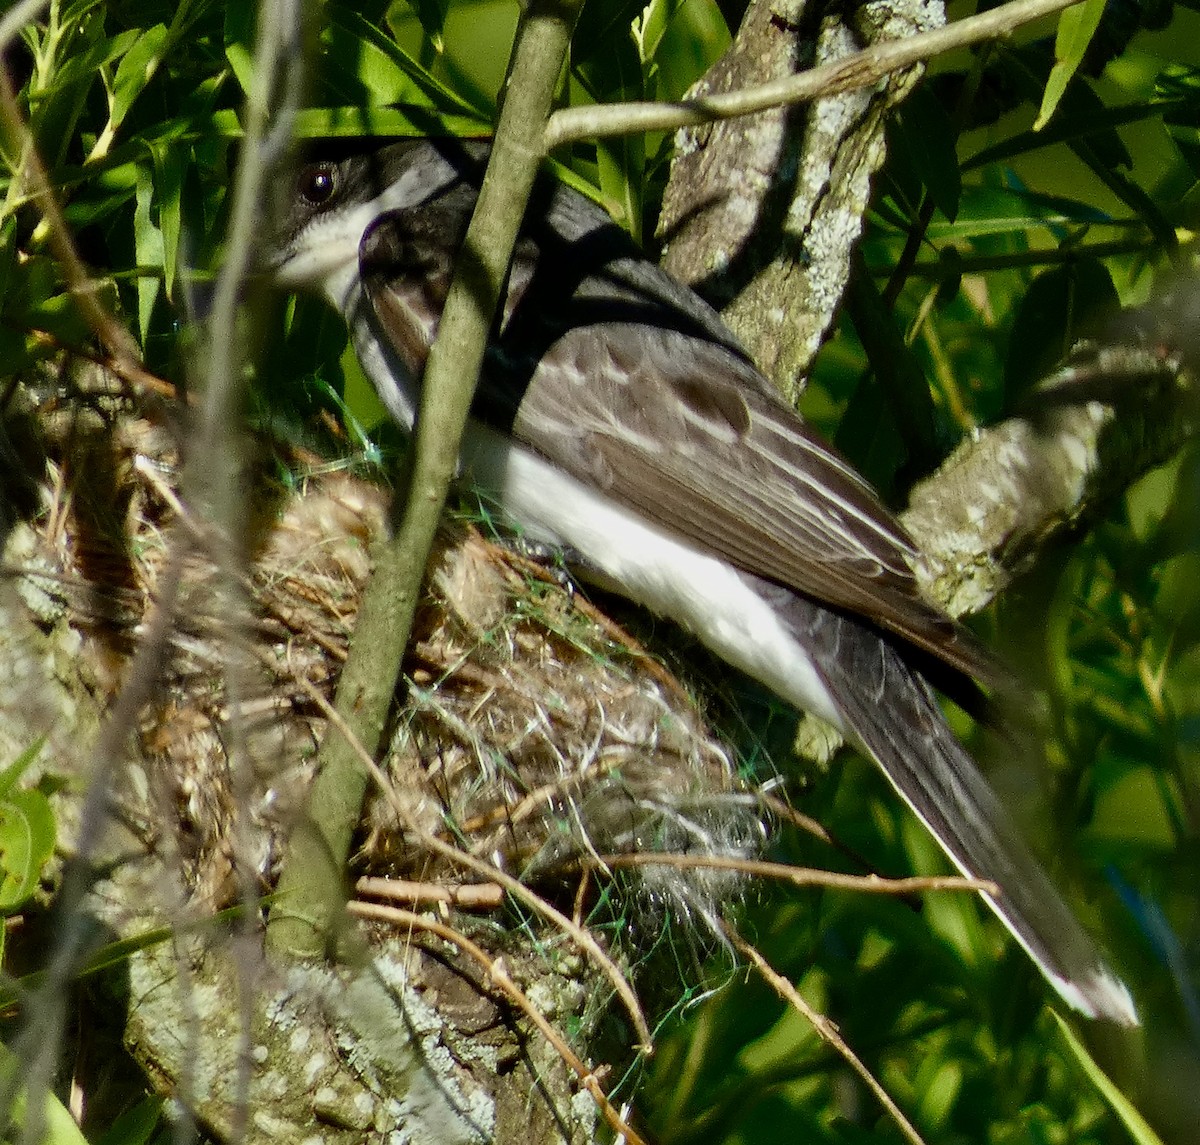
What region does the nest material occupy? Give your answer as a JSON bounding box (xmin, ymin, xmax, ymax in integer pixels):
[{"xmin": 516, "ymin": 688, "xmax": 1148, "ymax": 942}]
[
  {"xmin": 0, "ymin": 365, "xmax": 796, "ymax": 1143},
  {"xmin": 371, "ymin": 524, "xmax": 768, "ymax": 932},
  {"xmin": 5, "ymin": 375, "xmax": 767, "ymax": 934}
]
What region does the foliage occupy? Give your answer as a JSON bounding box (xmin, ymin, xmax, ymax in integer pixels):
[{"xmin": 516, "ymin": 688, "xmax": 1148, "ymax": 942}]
[
  {"xmin": 0, "ymin": 741, "xmax": 55, "ymax": 932},
  {"xmin": 0, "ymin": 0, "xmax": 1197, "ymax": 1142},
  {"xmin": 0, "ymin": 1040, "xmax": 90, "ymax": 1145}
]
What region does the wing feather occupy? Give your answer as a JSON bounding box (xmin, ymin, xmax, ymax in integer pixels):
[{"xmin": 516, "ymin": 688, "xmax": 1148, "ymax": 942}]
[
  {"xmin": 361, "ymin": 178, "xmax": 998, "ymax": 687},
  {"xmin": 511, "ymin": 326, "xmax": 996, "ymax": 685}
]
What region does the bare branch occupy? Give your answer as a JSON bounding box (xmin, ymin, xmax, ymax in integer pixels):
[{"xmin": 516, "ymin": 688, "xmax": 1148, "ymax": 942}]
[
  {"xmin": 729, "ymin": 928, "xmax": 929, "ymax": 1145},
  {"xmin": 546, "ymin": 0, "xmax": 1080, "ymax": 149}
]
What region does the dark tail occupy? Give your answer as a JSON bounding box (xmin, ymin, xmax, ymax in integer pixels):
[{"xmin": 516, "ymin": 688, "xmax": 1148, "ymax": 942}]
[{"xmin": 761, "ymin": 579, "xmax": 1137, "ymax": 1025}]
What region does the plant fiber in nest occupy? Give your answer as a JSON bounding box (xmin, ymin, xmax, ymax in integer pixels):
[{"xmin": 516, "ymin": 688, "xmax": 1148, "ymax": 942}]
[{"xmin": 2, "ymin": 378, "xmax": 767, "ymax": 937}]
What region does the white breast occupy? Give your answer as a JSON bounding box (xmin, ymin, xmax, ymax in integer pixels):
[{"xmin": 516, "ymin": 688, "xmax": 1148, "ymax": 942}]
[{"xmin": 459, "ymin": 421, "xmax": 844, "ymax": 731}]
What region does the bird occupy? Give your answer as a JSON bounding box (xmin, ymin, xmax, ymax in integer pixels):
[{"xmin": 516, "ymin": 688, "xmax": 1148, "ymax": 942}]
[{"xmin": 266, "ymin": 136, "xmax": 1138, "ymax": 1025}]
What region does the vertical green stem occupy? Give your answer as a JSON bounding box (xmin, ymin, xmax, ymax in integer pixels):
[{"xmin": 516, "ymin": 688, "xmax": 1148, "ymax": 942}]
[{"xmin": 267, "ymin": 0, "xmax": 583, "ymax": 958}]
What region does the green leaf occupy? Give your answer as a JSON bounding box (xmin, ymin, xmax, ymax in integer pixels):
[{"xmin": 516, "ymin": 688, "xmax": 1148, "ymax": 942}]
[
  {"xmin": 967, "ymin": 95, "xmax": 1151, "ymax": 174},
  {"xmin": 149, "ymin": 142, "xmax": 185, "ymax": 301},
  {"xmin": 133, "ymin": 162, "xmax": 164, "ymax": 344},
  {"xmin": 41, "ymin": 29, "xmax": 138, "ymax": 102},
  {"xmin": 323, "ymin": 8, "xmax": 484, "ymax": 118},
  {"xmin": 650, "ymin": 0, "xmax": 730, "ymax": 101},
  {"xmin": 290, "ymin": 105, "xmax": 487, "ymax": 140},
  {"xmin": 596, "ymin": 134, "xmax": 644, "ymax": 243},
  {"xmin": 893, "ymin": 84, "xmax": 961, "ymax": 222},
  {"xmin": 410, "ymin": 0, "xmax": 450, "ymax": 52},
  {"xmin": 109, "ymin": 22, "xmax": 169, "ymax": 131},
  {"xmin": 224, "ymin": 3, "xmax": 256, "ymax": 94},
  {"xmin": 1036, "ymin": 0, "xmax": 1107, "ymax": 130},
  {"xmin": 0, "ymin": 216, "xmax": 18, "ymax": 311},
  {"xmin": 62, "ymin": 158, "xmax": 141, "ymax": 227},
  {"xmin": 920, "ymin": 184, "xmax": 1116, "ymax": 243},
  {"xmin": 11, "ymin": 255, "xmax": 102, "ymax": 350},
  {"xmin": 632, "ymin": 0, "xmax": 677, "ymax": 65},
  {"xmin": 1052, "ymin": 1012, "xmax": 1165, "ymax": 1144},
  {"xmin": 59, "ymin": 0, "xmax": 105, "ymax": 26},
  {"xmin": 914, "ymin": 1057, "xmax": 963, "ymax": 1129},
  {"xmin": 1004, "ymin": 258, "xmax": 1120, "ymax": 400},
  {"xmin": 0, "ymin": 738, "xmax": 45, "ymax": 799},
  {"xmin": 574, "ymin": 0, "xmax": 642, "ymax": 65},
  {"xmin": 0, "ymin": 784, "xmax": 56, "ymax": 914},
  {"xmin": 93, "ymin": 1096, "xmax": 164, "ymax": 1145},
  {"xmin": 0, "ymin": 1042, "xmax": 89, "ymax": 1145}
]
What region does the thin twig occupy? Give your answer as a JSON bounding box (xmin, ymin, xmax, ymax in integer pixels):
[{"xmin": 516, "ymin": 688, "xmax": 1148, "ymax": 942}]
[
  {"xmin": 545, "ymin": 0, "xmax": 1081, "ymax": 148},
  {"xmin": 758, "ymin": 792, "xmax": 836, "ymax": 847},
  {"xmin": 728, "ymin": 926, "xmax": 929, "ymax": 1145},
  {"xmin": 356, "ymin": 876, "xmax": 505, "ymax": 910},
  {"xmin": 594, "ymin": 852, "xmax": 996, "ymax": 897},
  {"xmin": 349, "ymin": 900, "xmax": 648, "ymax": 1145},
  {"xmin": 456, "ymin": 754, "xmax": 622, "ymax": 835},
  {"xmin": 176, "ymin": 3, "xmax": 307, "ymax": 1137},
  {"xmin": 18, "ymin": 326, "xmax": 178, "ymax": 399}
]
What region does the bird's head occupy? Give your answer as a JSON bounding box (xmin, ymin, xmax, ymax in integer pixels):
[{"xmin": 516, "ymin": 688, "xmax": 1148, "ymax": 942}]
[{"xmin": 266, "ymin": 137, "xmax": 487, "ymax": 308}]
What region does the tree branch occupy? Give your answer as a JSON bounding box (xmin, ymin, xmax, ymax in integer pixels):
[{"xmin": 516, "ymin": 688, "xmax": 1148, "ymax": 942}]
[
  {"xmin": 903, "ymin": 347, "xmax": 1196, "ymax": 616},
  {"xmin": 659, "ymin": 0, "xmax": 942, "ymax": 400},
  {"xmin": 267, "ymin": 0, "xmax": 585, "ymax": 959},
  {"xmin": 545, "ymin": 0, "xmax": 1081, "ymax": 149}
]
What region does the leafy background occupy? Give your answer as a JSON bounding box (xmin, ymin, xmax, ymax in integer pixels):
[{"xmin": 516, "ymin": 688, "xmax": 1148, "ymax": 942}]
[{"xmin": 2, "ymin": 0, "xmax": 1199, "ymax": 1141}]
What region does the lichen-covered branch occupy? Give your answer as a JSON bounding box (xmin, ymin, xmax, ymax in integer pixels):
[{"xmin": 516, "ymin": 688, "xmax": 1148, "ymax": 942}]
[
  {"xmin": 659, "ymin": 0, "xmax": 943, "ymax": 401},
  {"xmin": 904, "ymin": 347, "xmax": 1195, "ymax": 617}
]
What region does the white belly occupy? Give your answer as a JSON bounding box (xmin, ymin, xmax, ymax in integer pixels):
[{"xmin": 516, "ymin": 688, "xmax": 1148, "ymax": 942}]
[
  {"xmin": 460, "ymin": 422, "xmax": 844, "ymax": 731},
  {"xmin": 344, "ymin": 301, "xmax": 843, "ymax": 730}
]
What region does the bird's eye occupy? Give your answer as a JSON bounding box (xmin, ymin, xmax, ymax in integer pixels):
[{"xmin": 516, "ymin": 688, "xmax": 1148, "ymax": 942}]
[{"xmin": 297, "ymin": 163, "xmax": 337, "ymax": 207}]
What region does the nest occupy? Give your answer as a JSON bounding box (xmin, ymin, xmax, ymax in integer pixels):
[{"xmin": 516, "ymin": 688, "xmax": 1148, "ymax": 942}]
[
  {"xmin": 371, "ymin": 521, "xmax": 769, "ymax": 935},
  {"xmin": 3, "ymin": 369, "xmax": 769, "ymax": 943}
]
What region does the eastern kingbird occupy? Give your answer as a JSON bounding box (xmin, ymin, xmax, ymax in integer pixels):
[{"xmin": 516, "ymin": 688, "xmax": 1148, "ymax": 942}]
[{"xmin": 268, "ymin": 137, "xmax": 1137, "ymax": 1025}]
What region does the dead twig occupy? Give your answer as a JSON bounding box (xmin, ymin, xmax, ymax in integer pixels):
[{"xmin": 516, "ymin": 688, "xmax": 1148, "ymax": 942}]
[
  {"xmin": 594, "ymin": 852, "xmax": 996, "ymax": 897},
  {"xmin": 349, "ymin": 900, "xmax": 649, "ymax": 1145},
  {"xmin": 728, "ymin": 925, "xmax": 929, "ymax": 1145},
  {"xmin": 355, "ymin": 876, "xmax": 505, "ymax": 911}
]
